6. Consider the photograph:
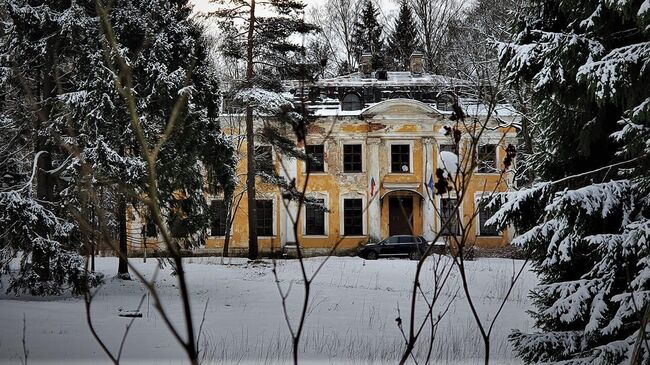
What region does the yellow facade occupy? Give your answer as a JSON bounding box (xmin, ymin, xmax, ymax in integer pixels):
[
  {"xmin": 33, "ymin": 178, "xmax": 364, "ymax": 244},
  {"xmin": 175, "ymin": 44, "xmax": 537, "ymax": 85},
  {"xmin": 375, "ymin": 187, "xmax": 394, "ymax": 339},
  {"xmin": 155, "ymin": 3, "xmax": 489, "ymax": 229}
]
[{"xmin": 128, "ymin": 99, "xmax": 518, "ymax": 255}]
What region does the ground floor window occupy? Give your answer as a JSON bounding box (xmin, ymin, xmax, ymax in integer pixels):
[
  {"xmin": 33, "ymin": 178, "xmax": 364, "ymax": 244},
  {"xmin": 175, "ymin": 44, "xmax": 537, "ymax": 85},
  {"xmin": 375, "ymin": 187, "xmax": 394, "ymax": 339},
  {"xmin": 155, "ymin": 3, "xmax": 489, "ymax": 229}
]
[
  {"xmin": 145, "ymin": 214, "xmax": 157, "ymax": 237},
  {"xmin": 343, "ymin": 198, "xmax": 363, "ymax": 235},
  {"xmin": 210, "ymin": 200, "xmax": 227, "ymax": 236},
  {"xmin": 477, "ymin": 201, "xmax": 500, "ymax": 236},
  {"xmin": 305, "ymin": 199, "xmax": 326, "ymax": 236},
  {"xmin": 256, "ymin": 199, "xmax": 274, "ymax": 236},
  {"xmin": 440, "ymin": 198, "xmax": 460, "ymax": 236}
]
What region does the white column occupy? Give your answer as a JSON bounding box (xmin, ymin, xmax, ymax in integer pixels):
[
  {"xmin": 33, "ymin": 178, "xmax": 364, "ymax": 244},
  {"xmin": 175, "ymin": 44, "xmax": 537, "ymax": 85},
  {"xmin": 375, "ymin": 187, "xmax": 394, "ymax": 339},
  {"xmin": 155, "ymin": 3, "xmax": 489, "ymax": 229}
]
[
  {"xmin": 367, "ymin": 138, "xmax": 382, "ymax": 242},
  {"xmin": 281, "ymin": 155, "xmax": 298, "ymax": 246},
  {"xmin": 422, "ymin": 138, "xmax": 436, "ymax": 242}
]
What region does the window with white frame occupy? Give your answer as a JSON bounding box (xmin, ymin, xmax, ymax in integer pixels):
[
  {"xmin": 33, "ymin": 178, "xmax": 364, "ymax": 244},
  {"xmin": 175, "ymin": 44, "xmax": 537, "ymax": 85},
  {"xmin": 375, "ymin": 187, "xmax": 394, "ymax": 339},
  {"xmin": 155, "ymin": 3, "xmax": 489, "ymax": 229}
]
[
  {"xmin": 343, "ymin": 144, "xmax": 363, "ymax": 173},
  {"xmin": 477, "ymin": 199, "xmax": 500, "ymax": 236},
  {"xmin": 305, "ymin": 144, "xmax": 325, "ymax": 173},
  {"xmin": 305, "ymin": 199, "xmax": 326, "ymax": 236},
  {"xmin": 390, "ymin": 144, "xmax": 411, "ymax": 173},
  {"xmin": 255, "ymin": 145, "xmax": 274, "ymax": 175},
  {"xmin": 343, "ymin": 198, "xmax": 363, "ymax": 235},
  {"xmin": 439, "ymin": 198, "xmax": 460, "ymax": 236},
  {"xmin": 477, "ymin": 144, "xmax": 498, "ymax": 173}
]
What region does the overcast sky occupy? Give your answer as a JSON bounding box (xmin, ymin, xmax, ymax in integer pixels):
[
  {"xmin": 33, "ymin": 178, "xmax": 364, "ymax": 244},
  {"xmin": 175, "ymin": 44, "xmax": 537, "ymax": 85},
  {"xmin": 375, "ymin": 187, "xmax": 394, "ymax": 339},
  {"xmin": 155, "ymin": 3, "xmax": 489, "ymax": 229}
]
[{"xmin": 192, "ymin": 0, "xmax": 400, "ymax": 23}]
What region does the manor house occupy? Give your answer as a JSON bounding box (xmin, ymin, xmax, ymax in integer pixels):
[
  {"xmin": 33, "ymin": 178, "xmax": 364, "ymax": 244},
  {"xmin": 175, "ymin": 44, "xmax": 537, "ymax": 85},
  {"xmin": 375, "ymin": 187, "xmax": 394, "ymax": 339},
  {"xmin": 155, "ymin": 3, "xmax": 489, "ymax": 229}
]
[{"xmin": 127, "ymin": 52, "xmax": 519, "ymax": 254}]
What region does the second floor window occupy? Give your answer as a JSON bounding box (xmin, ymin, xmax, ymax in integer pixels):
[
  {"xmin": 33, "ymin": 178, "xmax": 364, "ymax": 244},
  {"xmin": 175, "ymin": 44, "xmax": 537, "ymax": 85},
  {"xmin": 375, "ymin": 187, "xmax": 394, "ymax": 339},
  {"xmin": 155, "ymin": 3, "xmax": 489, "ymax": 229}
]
[
  {"xmin": 391, "ymin": 144, "xmax": 411, "ymax": 173},
  {"xmin": 256, "ymin": 199, "xmax": 274, "ymax": 236},
  {"xmin": 305, "ymin": 144, "xmax": 325, "ymax": 173},
  {"xmin": 255, "ymin": 145, "xmax": 274, "ymax": 175},
  {"xmin": 343, "ymin": 144, "xmax": 362, "ymax": 173},
  {"xmin": 477, "ymin": 144, "xmax": 497, "ymax": 173}
]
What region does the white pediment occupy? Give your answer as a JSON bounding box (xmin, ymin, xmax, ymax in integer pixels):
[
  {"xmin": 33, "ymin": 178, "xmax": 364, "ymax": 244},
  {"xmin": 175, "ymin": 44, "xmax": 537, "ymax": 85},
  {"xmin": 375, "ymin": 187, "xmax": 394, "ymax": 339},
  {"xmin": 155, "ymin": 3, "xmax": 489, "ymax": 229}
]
[{"xmin": 361, "ymin": 98, "xmax": 441, "ymax": 119}]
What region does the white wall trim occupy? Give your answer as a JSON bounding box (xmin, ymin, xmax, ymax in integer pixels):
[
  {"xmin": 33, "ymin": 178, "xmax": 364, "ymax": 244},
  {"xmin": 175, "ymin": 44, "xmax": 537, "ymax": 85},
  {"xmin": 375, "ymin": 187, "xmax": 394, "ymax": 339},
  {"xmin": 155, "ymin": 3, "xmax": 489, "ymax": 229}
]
[
  {"xmin": 255, "ymin": 194, "xmax": 277, "ymax": 238},
  {"xmin": 301, "ymin": 192, "xmax": 330, "ymax": 238},
  {"xmin": 339, "ymin": 192, "xmax": 367, "ymax": 237},
  {"xmin": 386, "ymin": 139, "xmax": 414, "ymax": 174},
  {"xmin": 339, "ymin": 138, "xmax": 366, "ymax": 173}
]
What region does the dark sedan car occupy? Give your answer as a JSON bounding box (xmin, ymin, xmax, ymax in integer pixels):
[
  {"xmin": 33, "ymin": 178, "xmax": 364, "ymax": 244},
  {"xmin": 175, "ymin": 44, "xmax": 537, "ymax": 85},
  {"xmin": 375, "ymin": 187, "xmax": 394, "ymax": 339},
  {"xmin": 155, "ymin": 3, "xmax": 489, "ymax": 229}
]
[{"xmin": 358, "ymin": 235, "xmax": 430, "ymax": 260}]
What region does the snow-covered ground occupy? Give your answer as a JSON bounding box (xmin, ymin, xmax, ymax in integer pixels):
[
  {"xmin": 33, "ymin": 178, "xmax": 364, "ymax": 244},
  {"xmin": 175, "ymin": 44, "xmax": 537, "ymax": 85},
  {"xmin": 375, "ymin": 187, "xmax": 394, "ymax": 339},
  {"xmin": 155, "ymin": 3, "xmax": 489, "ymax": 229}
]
[{"xmin": 0, "ymin": 256, "xmax": 537, "ymax": 364}]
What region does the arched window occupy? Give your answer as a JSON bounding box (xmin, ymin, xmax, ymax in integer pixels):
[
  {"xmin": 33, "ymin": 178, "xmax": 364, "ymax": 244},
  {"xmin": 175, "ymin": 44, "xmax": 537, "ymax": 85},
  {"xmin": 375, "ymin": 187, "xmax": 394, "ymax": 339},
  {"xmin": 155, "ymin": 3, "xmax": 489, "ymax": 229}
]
[
  {"xmin": 436, "ymin": 94, "xmax": 454, "ymax": 111},
  {"xmin": 341, "ymin": 93, "xmax": 362, "ymax": 111}
]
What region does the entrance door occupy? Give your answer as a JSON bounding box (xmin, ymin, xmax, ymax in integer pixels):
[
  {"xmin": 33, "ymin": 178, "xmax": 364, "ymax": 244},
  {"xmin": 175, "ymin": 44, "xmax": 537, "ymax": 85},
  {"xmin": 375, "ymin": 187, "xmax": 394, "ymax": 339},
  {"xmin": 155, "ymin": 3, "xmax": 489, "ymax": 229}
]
[{"xmin": 389, "ymin": 196, "xmax": 413, "ymax": 236}]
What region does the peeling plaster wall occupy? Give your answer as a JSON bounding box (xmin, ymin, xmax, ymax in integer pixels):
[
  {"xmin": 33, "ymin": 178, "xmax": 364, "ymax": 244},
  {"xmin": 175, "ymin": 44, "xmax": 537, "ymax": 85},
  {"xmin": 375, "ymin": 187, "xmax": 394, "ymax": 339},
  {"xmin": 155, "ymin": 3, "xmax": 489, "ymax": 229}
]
[{"xmin": 127, "ymin": 100, "xmax": 519, "ymax": 254}]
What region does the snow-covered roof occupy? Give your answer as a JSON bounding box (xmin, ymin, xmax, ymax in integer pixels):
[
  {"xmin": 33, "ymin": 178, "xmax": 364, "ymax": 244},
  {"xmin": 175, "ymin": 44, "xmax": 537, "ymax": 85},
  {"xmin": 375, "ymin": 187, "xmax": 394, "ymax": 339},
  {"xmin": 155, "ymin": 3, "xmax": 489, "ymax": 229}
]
[{"xmin": 315, "ymin": 71, "xmax": 469, "ymax": 88}]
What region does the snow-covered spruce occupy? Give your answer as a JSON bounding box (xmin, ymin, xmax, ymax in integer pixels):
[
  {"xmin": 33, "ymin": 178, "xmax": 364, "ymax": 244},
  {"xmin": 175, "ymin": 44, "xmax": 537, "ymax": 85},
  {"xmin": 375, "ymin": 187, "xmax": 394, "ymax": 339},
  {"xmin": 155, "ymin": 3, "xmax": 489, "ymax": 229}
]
[{"xmin": 495, "ymin": 0, "xmax": 650, "ymax": 363}]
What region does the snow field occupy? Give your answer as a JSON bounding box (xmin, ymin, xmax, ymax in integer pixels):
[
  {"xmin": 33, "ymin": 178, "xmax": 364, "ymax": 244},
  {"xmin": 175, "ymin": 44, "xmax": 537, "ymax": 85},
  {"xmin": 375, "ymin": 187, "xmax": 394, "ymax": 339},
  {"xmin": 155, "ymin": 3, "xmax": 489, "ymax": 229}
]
[{"xmin": 0, "ymin": 256, "xmax": 536, "ymax": 364}]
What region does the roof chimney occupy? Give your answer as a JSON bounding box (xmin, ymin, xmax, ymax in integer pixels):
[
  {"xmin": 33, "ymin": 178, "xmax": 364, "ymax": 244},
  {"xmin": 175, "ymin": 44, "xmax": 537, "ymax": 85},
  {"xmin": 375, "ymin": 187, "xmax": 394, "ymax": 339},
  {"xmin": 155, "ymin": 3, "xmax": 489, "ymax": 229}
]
[
  {"xmin": 359, "ymin": 52, "xmax": 372, "ymax": 77},
  {"xmin": 410, "ymin": 51, "xmax": 424, "ymax": 77}
]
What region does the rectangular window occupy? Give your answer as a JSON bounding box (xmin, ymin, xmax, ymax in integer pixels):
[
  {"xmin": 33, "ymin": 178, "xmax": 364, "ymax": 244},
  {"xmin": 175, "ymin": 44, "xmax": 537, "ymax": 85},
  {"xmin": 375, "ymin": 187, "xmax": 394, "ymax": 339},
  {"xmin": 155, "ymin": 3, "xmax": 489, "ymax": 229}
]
[
  {"xmin": 145, "ymin": 215, "xmax": 157, "ymax": 238},
  {"xmin": 305, "ymin": 144, "xmax": 325, "ymax": 173},
  {"xmin": 305, "ymin": 199, "xmax": 326, "ymax": 236},
  {"xmin": 439, "ymin": 144, "xmax": 456, "ymax": 153},
  {"xmin": 391, "ymin": 144, "xmax": 411, "ymax": 173},
  {"xmin": 440, "ymin": 198, "xmax": 460, "ymax": 236},
  {"xmin": 478, "ymin": 201, "xmax": 500, "ymax": 236},
  {"xmin": 343, "ymin": 144, "xmax": 362, "ymax": 173},
  {"xmin": 210, "ymin": 200, "xmax": 227, "ymax": 236},
  {"xmin": 343, "ymin": 198, "xmax": 363, "ymax": 235},
  {"xmin": 477, "ymin": 144, "xmax": 497, "ymax": 173},
  {"xmin": 256, "ymin": 199, "xmax": 274, "ymax": 236},
  {"xmin": 255, "ymin": 145, "xmax": 274, "ymax": 175}
]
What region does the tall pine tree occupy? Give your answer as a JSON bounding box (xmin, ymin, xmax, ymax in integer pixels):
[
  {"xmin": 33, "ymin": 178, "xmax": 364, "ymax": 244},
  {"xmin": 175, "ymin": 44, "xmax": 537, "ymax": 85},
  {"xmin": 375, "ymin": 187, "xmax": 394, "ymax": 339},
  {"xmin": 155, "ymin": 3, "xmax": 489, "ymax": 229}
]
[
  {"xmin": 211, "ymin": 0, "xmax": 317, "ymax": 259},
  {"xmin": 493, "ymin": 0, "xmax": 650, "ymax": 363},
  {"xmin": 351, "ymin": 0, "xmax": 385, "ymax": 70},
  {"xmin": 387, "ymin": 1, "xmax": 420, "ymax": 71}
]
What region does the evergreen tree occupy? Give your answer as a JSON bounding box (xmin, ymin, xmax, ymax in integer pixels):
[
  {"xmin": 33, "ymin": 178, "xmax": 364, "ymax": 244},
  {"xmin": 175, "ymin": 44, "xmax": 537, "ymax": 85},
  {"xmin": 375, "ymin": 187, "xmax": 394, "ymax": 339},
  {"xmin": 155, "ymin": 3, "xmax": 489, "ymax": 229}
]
[
  {"xmin": 351, "ymin": 0, "xmax": 385, "ymax": 70},
  {"xmin": 493, "ymin": 0, "xmax": 650, "ymax": 363},
  {"xmin": 0, "ymin": 0, "xmax": 104, "ymax": 294},
  {"xmin": 211, "ymin": 0, "xmax": 317, "ymax": 260},
  {"xmin": 387, "ymin": 1, "xmax": 420, "ymax": 71},
  {"xmin": 0, "ymin": 0, "xmax": 234, "ymax": 293}
]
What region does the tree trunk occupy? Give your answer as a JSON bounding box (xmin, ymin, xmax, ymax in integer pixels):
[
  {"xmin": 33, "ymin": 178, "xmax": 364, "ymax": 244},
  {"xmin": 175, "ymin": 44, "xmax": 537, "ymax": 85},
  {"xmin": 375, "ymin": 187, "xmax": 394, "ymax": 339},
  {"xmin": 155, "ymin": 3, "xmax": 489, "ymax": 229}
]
[
  {"xmin": 246, "ymin": 0, "xmax": 258, "ymax": 260},
  {"xmin": 32, "ymin": 38, "xmax": 58, "ymax": 282},
  {"xmin": 117, "ymin": 146, "xmax": 131, "ymax": 279},
  {"xmin": 117, "ymin": 190, "xmax": 131, "ymax": 279},
  {"xmin": 222, "ymin": 200, "xmax": 232, "ymax": 258}
]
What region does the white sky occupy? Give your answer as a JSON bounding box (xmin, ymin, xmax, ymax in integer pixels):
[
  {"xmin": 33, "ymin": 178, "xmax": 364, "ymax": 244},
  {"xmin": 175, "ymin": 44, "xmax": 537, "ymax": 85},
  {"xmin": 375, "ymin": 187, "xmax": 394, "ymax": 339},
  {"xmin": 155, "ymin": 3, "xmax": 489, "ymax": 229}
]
[{"xmin": 192, "ymin": 0, "xmax": 400, "ymax": 23}]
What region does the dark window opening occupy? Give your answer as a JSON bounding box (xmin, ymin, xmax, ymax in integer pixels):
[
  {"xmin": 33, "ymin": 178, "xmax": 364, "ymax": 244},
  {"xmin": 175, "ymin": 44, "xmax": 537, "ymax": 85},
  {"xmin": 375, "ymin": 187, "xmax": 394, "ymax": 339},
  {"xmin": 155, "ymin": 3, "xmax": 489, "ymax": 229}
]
[
  {"xmin": 256, "ymin": 199, "xmax": 274, "ymax": 236},
  {"xmin": 477, "ymin": 144, "xmax": 497, "ymax": 173},
  {"xmin": 305, "ymin": 199, "xmax": 326, "ymax": 236},
  {"xmin": 391, "ymin": 144, "xmax": 411, "ymax": 173},
  {"xmin": 440, "ymin": 198, "xmax": 460, "ymax": 236},
  {"xmin": 210, "ymin": 200, "xmax": 227, "ymax": 236},
  {"xmin": 341, "ymin": 93, "xmax": 362, "ymax": 111},
  {"xmin": 305, "ymin": 144, "xmax": 325, "ymax": 172},
  {"xmin": 145, "ymin": 215, "xmax": 157, "ymax": 238},
  {"xmin": 255, "ymin": 145, "xmax": 274, "ymax": 175},
  {"xmin": 436, "ymin": 95, "xmax": 454, "ymax": 111},
  {"xmin": 169, "ymin": 198, "xmax": 191, "ymax": 238},
  {"xmin": 343, "ymin": 144, "xmax": 362, "ymax": 172},
  {"xmin": 343, "ymin": 198, "xmax": 363, "ymax": 235},
  {"xmin": 478, "ymin": 202, "xmax": 500, "ymax": 236}
]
